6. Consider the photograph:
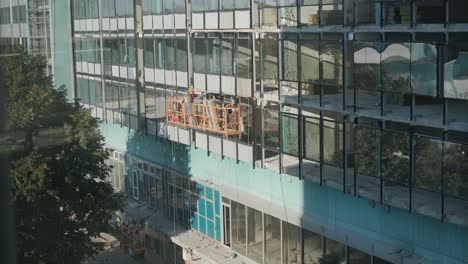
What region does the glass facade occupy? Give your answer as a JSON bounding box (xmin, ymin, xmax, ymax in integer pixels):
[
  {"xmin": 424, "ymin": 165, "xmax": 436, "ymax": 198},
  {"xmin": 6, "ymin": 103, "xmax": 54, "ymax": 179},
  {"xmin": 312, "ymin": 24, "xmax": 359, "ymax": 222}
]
[{"xmin": 69, "ymin": 1, "xmax": 468, "ymax": 263}]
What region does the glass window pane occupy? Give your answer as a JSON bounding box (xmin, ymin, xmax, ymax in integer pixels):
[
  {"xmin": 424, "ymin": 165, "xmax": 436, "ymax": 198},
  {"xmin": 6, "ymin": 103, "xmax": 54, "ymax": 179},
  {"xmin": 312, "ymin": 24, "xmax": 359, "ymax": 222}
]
[
  {"xmin": 383, "ymin": 1, "xmax": 411, "ymax": 25},
  {"xmin": 247, "ymin": 207, "xmax": 263, "ymax": 263},
  {"xmin": 237, "ymin": 37, "xmax": 252, "ymax": 79},
  {"xmin": 262, "ymin": 36, "xmax": 279, "ymax": 94},
  {"xmin": 349, "ymin": 247, "xmax": 371, "ymax": 264},
  {"xmin": 301, "ymin": 5, "xmax": 319, "ymax": 26},
  {"xmin": 449, "ymin": 0, "xmax": 468, "ymax": 24},
  {"xmin": 321, "ymin": 40, "xmax": 343, "ymax": 110},
  {"xmin": 447, "ymin": 99, "xmax": 468, "ymax": 132},
  {"xmin": 207, "ymin": 38, "xmax": 221, "ymax": 74},
  {"xmin": 175, "ymin": 39, "xmax": 188, "ymax": 72},
  {"xmin": 264, "ymin": 214, "xmax": 281, "ymax": 264},
  {"xmin": 355, "ymin": 1, "xmax": 380, "ymax": 25},
  {"xmin": 301, "ymin": 39, "xmax": 319, "ymax": 83},
  {"xmin": 144, "ymin": 38, "xmax": 155, "ymax": 68},
  {"xmin": 303, "ymin": 228, "xmax": 322, "ymax": 264},
  {"xmin": 231, "ymin": 201, "xmax": 246, "ymax": 255},
  {"xmin": 444, "ymin": 42, "xmax": 468, "ymax": 99},
  {"xmin": 262, "ymin": 7, "xmax": 278, "ymax": 27},
  {"xmin": 282, "ymin": 222, "xmax": 301, "ymax": 264},
  {"xmin": 279, "ymin": 6, "xmax": 298, "ymax": 27},
  {"xmin": 413, "ymin": 137, "xmax": 443, "ymax": 219},
  {"xmin": 193, "ymin": 38, "xmax": 206, "ymax": 73},
  {"xmin": 412, "ymin": 43, "xmax": 438, "ymax": 96},
  {"xmin": 416, "ymin": 0, "xmax": 444, "ymax": 24},
  {"xmin": 325, "ymin": 238, "xmax": 345, "ymax": 264},
  {"xmin": 264, "ymin": 109, "xmax": 280, "ymax": 150},
  {"xmin": 321, "ymin": 3, "xmax": 343, "ymax": 25},
  {"xmin": 382, "ymin": 43, "xmax": 411, "ymax": 93},
  {"xmin": 355, "ymin": 126, "xmax": 380, "ymax": 201},
  {"xmin": 281, "ymin": 113, "xmax": 299, "ymax": 157},
  {"xmin": 323, "ymin": 120, "xmax": 343, "ymax": 190},
  {"xmin": 283, "ymin": 38, "xmax": 298, "ymax": 81},
  {"xmin": 221, "ymin": 37, "xmax": 234, "ymax": 75}
]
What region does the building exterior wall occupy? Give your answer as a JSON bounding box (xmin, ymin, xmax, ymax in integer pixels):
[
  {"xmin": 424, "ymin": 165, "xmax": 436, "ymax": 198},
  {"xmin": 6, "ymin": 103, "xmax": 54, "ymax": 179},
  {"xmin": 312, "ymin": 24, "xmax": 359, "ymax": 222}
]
[{"xmin": 69, "ymin": 0, "xmax": 468, "ymax": 264}]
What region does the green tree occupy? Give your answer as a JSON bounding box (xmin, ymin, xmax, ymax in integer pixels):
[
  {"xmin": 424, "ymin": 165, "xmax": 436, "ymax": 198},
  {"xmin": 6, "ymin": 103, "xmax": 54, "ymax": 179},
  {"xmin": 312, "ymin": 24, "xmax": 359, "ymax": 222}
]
[{"xmin": 2, "ymin": 46, "xmax": 123, "ymax": 263}]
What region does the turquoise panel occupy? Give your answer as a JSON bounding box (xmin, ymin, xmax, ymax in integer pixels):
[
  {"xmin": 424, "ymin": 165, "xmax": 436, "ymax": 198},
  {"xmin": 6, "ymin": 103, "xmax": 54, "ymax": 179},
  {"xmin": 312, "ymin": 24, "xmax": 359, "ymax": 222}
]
[
  {"xmin": 206, "ymin": 201, "xmax": 214, "ymax": 220},
  {"xmin": 215, "ymin": 191, "xmax": 220, "ymax": 215},
  {"xmin": 215, "ymin": 217, "xmax": 221, "ymax": 241},
  {"xmin": 198, "ymin": 198, "xmax": 206, "ymax": 216},
  {"xmin": 199, "ymin": 216, "xmax": 207, "ymax": 235},
  {"xmin": 207, "ymin": 220, "xmax": 215, "ymax": 239},
  {"xmin": 205, "ymin": 187, "xmax": 213, "ymax": 200}
]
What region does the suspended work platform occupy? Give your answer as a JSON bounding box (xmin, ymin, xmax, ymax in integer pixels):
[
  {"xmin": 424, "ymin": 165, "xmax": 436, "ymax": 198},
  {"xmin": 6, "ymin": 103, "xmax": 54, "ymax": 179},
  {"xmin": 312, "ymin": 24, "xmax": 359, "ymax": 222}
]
[{"xmin": 166, "ymin": 94, "xmax": 242, "ymax": 138}]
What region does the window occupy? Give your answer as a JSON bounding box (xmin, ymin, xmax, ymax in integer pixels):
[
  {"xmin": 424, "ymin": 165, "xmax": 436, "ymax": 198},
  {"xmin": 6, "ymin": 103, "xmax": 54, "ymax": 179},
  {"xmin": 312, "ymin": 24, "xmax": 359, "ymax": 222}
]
[
  {"xmin": 231, "ymin": 201, "xmax": 246, "ymax": 255},
  {"xmin": 382, "ymin": 42, "xmax": 411, "ymax": 121},
  {"xmin": 301, "ymin": 0, "xmax": 319, "ymax": 26},
  {"xmin": 278, "ymin": 0, "xmax": 297, "ymax": 27},
  {"xmin": 322, "ymin": 118, "xmax": 344, "ymax": 190},
  {"xmin": 381, "ymin": 130, "xmax": 410, "ymax": 209},
  {"xmin": 102, "ymin": 0, "xmax": 117, "ymax": 18},
  {"xmin": 354, "ymin": 0, "xmax": 380, "ymax": 25},
  {"xmin": 164, "ymin": 39, "xmax": 175, "ymax": 70},
  {"xmin": 237, "ymin": 35, "xmax": 252, "ymax": 79},
  {"xmin": 262, "ymin": 35, "xmax": 279, "ymax": 97},
  {"xmin": 414, "ymin": 136, "xmax": 443, "ymax": 219},
  {"xmin": 133, "ymin": 171, "xmax": 139, "ymax": 199},
  {"xmin": 349, "ymin": 247, "xmax": 371, "ymax": 264},
  {"xmin": 175, "ymin": 38, "xmax": 188, "ymax": 72},
  {"xmin": 193, "ymin": 37, "xmax": 207, "ymax": 74},
  {"xmin": 443, "ymin": 141, "xmax": 468, "ymax": 225},
  {"xmin": 0, "ymin": 8, "xmax": 11, "ymax": 24},
  {"xmin": 353, "ymin": 41, "xmax": 381, "ymax": 117},
  {"xmin": 449, "ymin": 0, "xmax": 468, "ymax": 24},
  {"xmin": 144, "ymin": 39, "xmax": 155, "ymax": 68},
  {"xmin": 383, "ymin": 0, "xmax": 411, "ymax": 25},
  {"xmin": 445, "ymin": 41, "xmax": 468, "ymax": 99},
  {"xmin": 303, "ymin": 228, "xmax": 322, "ymax": 264},
  {"xmin": 246, "ymin": 207, "xmax": 263, "ymax": 263},
  {"xmin": 264, "ymin": 214, "xmax": 281, "ymax": 264},
  {"xmin": 283, "ymin": 36, "xmax": 299, "ymax": 82},
  {"xmin": 412, "ymin": 42, "xmax": 438, "ymax": 96},
  {"xmin": 12, "ymin": 5, "xmax": 26, "ymax": 23},
  {"xmin": 321, "ymin": 39, "xmax": 343, "ymax": 110},
  {"xmin": 264, "ymin": 108, "xmax": 280, "ymax": 150},
  {"xmin": 321, "ymin": 0, "xmax": 344, "ymax": 25},
  {"xmin": 325, "ymin": 238, "xmax": 346, "ymax": 264},
  {"xmin": 281, "ymin": 113, "xmax": 299, "ymax": 157},
  {"xmin": 355, "ymin": 125, "xmax": 380, "ymax": 201},
  {"xmin": 207, "ymin": 37, "xmax": 221, "ymax": 74},
  {"xmin": 282, "ymin": 222, "xmax": 301, "ymax": 264},
  {"xmin": 303, "ymin": 116, "xmax": 321, "ymax": 183},
  {"xmin": 221, "ymin": 35, "xmax": 234, "ymax": 76},
  {"xmin": 260, "ymin": 0, "xmax": 278, "ymax": 27},
  {"xmin": 415, "ymin": 0, "xmax": 444, "ymax": 24}
]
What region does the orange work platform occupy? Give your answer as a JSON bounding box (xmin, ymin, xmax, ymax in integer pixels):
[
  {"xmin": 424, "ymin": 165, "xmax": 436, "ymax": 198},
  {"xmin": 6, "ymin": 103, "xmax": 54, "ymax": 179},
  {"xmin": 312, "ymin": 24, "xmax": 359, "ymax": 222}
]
[{"xmin": 166, "ymin": 96, "xmax": 242, "ymax": 138}]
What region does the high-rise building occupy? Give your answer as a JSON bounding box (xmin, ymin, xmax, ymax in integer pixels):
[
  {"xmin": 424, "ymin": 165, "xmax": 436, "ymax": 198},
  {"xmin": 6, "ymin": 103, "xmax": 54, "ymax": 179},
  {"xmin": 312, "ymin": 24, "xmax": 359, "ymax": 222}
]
[{"xmin": 49, "ymin": 0, "xmax": 468, "ymax": 263}]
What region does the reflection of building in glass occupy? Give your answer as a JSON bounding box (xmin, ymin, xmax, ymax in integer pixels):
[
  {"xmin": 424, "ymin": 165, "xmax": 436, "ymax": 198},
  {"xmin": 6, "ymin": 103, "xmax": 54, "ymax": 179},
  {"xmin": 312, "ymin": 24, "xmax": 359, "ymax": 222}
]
[{"xmin": 64, "ymin": 0, "xmax": 468, "ymax": 263}]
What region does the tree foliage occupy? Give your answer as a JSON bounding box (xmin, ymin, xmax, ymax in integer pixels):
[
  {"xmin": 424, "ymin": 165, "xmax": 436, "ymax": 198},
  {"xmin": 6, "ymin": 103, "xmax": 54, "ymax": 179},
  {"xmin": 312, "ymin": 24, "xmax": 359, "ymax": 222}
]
[{"xmin": 2, "ymin": 46, "xmax": 123, "ymax": 263}]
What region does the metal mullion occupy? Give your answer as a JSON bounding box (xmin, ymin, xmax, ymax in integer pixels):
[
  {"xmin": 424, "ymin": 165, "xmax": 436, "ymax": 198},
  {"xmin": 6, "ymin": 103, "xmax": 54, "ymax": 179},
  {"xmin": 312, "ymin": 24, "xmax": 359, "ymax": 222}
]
[
  {"xmin": 378, "ymin": 121, "xmax": 383, "ymax": 204},
  {"xmin": 441, "ymin": 133, "xmax": 446, "ymax": 223},
  {"xmin": 342, "ymin": 115, "xmax": 348, "ymax": 193},
  {"xmin": 319, "ymin": 111, "xmax": 324, "ymax": 185},
  {"xmin": 409, "ymin": 126, "xmax": 415, "ymax": 213}
]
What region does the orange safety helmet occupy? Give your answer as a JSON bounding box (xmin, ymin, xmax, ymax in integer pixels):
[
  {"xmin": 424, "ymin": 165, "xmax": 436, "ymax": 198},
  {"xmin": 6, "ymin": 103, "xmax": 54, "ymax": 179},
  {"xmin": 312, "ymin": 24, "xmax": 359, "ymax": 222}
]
[{"xmin": 188, "ymin": 86, "xmax": 194, "ymax": 94}]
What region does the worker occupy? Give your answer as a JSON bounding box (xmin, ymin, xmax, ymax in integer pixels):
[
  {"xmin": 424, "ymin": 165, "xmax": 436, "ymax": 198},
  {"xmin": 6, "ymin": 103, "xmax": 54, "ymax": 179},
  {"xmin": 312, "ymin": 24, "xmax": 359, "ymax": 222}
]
[{"xmin": 188, "ymin": 85, "xmax": 194, "ymax": 103}]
